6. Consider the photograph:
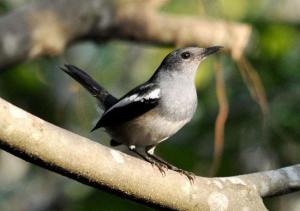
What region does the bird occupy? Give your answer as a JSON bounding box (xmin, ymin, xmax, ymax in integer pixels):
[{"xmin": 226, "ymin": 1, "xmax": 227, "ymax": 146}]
[{"xmin": 60, "ymin": 46, "xmax": 222, "ymax": 181}]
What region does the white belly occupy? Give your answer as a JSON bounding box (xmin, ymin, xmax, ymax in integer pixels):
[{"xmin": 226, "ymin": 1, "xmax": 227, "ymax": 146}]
[{"xmin": 105, "ymin": 108, "xmax": 189, "ymax": 147}]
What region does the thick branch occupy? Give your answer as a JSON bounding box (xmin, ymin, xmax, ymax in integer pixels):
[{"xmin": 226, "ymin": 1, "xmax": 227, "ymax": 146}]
[
  {"xmin": 0, "ymin": 97, "xmax": 270, "ymax": 210},
  {"xmin": 0, "ymin": 0, "xmax": 251, "ymax": 70}
]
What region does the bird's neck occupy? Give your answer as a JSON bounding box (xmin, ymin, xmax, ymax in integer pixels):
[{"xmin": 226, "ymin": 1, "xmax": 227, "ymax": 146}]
[{"xmin": 151, "ymin": 68, "xmax": 197, "ymax": 84}]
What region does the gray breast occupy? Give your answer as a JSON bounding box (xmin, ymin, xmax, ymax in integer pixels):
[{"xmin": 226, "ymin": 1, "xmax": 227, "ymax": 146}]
[{"xmin": 158, "ymin": 77, "xmax": 198, "ymax": 122}]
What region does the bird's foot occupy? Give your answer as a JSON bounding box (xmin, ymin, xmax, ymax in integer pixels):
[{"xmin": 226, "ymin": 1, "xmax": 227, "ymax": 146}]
[
  {"xmin": 128, "ymin": 145, "xmax": 167, "ymax": 176},
  {"xmin": 149, "ymin": 160, "xmax": 167, "ymax": 176},
  {"xmin": 145, "ymin": 151, "xmax": 195, "ymax": 183},
  {"xmin": 173, "ymin": 168, "xmax": 195, "ymax": 184}
]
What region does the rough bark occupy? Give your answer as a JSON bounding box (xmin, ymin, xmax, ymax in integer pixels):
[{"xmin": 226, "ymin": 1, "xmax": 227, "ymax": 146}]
[
  {"xmin": 1, "ymin": 97, "xmax": 299, "ymax": 210},
  {"xmin": 0, "ymin": 0, "xmax": 251, "ymax": 70}
]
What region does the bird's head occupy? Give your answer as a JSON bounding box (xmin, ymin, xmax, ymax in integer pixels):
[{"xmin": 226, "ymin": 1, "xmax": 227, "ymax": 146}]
[{"xmin": 158, "ymin": 46, "xmax": 223, "ymax": 75}]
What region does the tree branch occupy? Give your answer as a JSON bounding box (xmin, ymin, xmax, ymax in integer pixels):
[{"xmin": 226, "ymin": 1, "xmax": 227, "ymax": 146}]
[
  {"xmin": 2, "ymin": 96, "xmax": 299, "ymax": 210},
  {"xmin": 239, "ymin": 165, "xmax": 300, "ymax": 198},
  {"xmin": 0, "ymin": 0, "xmax": 251, "ymax": 70}
]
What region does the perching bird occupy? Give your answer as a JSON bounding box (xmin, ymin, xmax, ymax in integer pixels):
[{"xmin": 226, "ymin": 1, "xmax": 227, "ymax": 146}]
[{"xmin": 60, "ymin": 46, "xmax": 222, "ymax": 181}]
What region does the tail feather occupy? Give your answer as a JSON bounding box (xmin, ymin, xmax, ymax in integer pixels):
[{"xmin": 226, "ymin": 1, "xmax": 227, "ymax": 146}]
[{"xmin": 60, "ymin": 64, "xmax": 117, "ymax": 110}]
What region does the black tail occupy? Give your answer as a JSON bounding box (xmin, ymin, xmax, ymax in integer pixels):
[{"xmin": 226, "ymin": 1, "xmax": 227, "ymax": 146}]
[{"xmin": 60, "ymin": 64, "xmax": 117, "ymax": 110}]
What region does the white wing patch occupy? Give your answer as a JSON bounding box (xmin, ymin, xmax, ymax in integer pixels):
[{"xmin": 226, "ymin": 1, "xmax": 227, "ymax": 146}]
[
  {"xmin": 142, "ymin": 88, "xmax": 160, "ymax": 100},
  {"xmin": 123, "ymin": 88, "xmax": 160, "ymax": 102},
  {"xmin": 104, "ymin": 86, "xmax": 160, "ymax": 115},
  {"xmin": 127, "ymin": 93, "xmax": 138, "ymax": 101}
]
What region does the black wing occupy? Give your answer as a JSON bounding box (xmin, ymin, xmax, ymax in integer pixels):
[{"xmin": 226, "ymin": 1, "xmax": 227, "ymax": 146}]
[{"xmin": 91, "ymin": 83, "xmax": 160, "ymax": 130}]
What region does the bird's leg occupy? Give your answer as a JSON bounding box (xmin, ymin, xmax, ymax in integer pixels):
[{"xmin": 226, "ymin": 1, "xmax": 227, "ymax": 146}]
[
  {"xmin": 128, "ymin": 145, "xmax": 166, "ymax": 175},
  {"xmin": 145, "ymin": 146, "xmax": 195, "ymax": 183}
]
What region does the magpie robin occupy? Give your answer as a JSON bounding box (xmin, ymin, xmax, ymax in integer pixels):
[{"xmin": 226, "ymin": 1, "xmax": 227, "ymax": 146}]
[{"xmin": 60, "ymin": 46, "xmax": 222, "ymax": 181}]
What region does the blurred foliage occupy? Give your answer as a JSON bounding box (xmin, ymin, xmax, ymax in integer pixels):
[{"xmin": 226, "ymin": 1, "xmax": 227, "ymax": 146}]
[{"xmin": 0, "ymin": 0, "xmax": 300, "ymax": 210}]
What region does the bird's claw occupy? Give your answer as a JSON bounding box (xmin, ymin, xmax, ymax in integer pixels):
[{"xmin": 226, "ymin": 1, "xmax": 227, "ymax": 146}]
[
  {"xmin": 174, "ymin": 169, "xmax": 195, "ymax": 184},
  {"xmin": 150, "ymin": 161, "xmax": 167, "ymax": 176},
  {"xmin": 151, "ymin": 160, "xmax": 195, "ymax": 183}
]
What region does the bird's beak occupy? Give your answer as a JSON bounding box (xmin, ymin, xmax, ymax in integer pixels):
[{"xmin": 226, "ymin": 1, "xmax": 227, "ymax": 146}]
[{"xmin": 199, "ymin": 46, "xmax": 223, "ymax": 59}]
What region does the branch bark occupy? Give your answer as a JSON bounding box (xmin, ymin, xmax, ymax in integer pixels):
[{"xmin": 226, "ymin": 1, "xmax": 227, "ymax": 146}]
[
  {"xmin": 0, "ymin": 0, "xmax": 251, "ymax": 70},
  {"xmin": 1, "ymin": 97, "xmax": 299, "ymax": 210}
]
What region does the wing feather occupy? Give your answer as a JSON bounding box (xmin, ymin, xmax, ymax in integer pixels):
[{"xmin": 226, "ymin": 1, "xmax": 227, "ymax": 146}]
[{"xmin": 91, "ymin": 83, "xmax": 160, "ymax": 130}]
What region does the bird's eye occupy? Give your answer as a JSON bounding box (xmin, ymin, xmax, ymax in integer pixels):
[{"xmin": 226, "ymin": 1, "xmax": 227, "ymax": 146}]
[{"xmin": 181, "ymin": 52, "xmax": 191, "ymax": 59}]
